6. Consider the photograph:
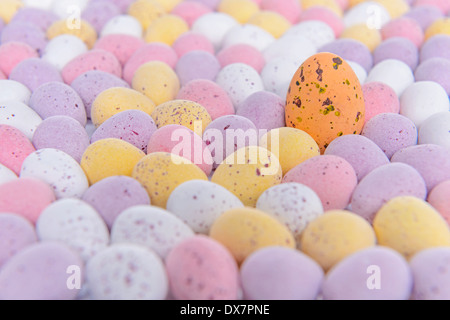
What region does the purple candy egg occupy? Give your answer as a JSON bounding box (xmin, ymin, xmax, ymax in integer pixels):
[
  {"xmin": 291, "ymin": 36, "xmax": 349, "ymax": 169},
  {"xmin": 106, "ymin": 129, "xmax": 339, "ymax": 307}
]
[
  {"xmin": 9, "ymin": 58, "xmax": 63, "ymax": 92},
  {"xmin": 1, "ymin": 21, "xmax": 48, "ymax": 55},
  {"xmin": 175, "ymin": 50, "xmax": 221, "ymax": 87},
  {"xmin": 420, "ymin": 35, "xmax": 450, "ymax": 62},
  {"xmin": 32, "ymin": 116, "xmax": 90, "ymax": 163},
  {"xmin": 10, "ymin": 7, "xmax": 58, "ymax": 32},
  {"xmin": 29, "ymin": 82, "xmax": 87, "ymax": 126},
  {"xmin": 82, "ymin": 176, "xmax": 151, "ymax": 229},
  {"xmin": 82, "ymin": 1, "xmax": 121, "ymax": 34},
  {"xmin": 236, "ymin": 91, "xmax": 285, "ymax": 132},
  {"xmin": 91, "ymin": 110, "xmax": 157, "ymax": 153},
  {"xmin": 324, "ymin": 134, "xmax": 390, "ymax": 182},
  {"xmin": 404, "ymin": 5, "xmax": 444, "ymax": 30},
  {"xmin": 350, "ymin": 163, "xmax": 427, "ymax": 222},
  {"xmin": 373, "ymin": 37, "xmax": 419, "ymax": 70},
  {"xmin": 91, "ymin": 0, "xmax": 134, "ymax": 12},
  {"xmin": 415, "ymin": 57, "xmax": 450, "ymax": 95}
]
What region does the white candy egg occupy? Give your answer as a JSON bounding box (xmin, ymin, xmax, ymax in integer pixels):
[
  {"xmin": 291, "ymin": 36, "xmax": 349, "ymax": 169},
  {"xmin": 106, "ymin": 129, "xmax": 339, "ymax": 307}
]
[
  {"xmin": 42, "ymin": 35, "xmax": 88, "ymax": 70},
  {"xmin": 221, "ymin": 24, "xmax": 275, "ymax": 52},
  {"xmin": 283, "ymin": 20, "xmax": 336, "ymax": 49},
  {"xmin": 192, "ymin": 12, "xmax": 239, "ymax": 51},
  {"xmin": 101, "ymin": 15, "xmax": 143, "ymax": 38},
  {"xmin": 366, "ymin": 59, "xmax": 415, "ymax": 97},
  {"xmin": 0, "ymin": 164, "xmax": 17, "ymax": 185},
  {"xmin": 419, "ymin": 111, "xmax": 450, "ymax": 148},
  {"xmin": 263, "ymin": 34, "xmax": 316, "ymax": 62},
  {"xmin": 0, "ymin": 80, "xmax": 32, "ymax": 104},
  {"xmin": 0, "ymin": 100, "xmax": 42, "ymax": 140}
]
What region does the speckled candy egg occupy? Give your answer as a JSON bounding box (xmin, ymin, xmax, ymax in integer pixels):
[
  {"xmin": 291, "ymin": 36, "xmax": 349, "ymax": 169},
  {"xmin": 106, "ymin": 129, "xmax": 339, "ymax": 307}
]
[
  {"xmin": 285, "ymin": 52, "xmax": 365, "ymax": 153},
  {"xmin": 0, "ymin": 100, "xmax": 43, "ymax": 140},
  {"xmin": 166, "ymin": 180, "xmax": 244, "ymax": 234},
  {"xmin": 0, "ymin": 124, "xmax": 35, "ymax": 175},
  {"xmin": 111, "ymin": 205, "xmax": 195, "ymax": 259}
]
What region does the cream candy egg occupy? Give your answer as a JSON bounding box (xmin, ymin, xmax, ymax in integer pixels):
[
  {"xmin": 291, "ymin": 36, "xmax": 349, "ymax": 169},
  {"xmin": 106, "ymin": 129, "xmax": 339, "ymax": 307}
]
[
  {"xmin": 263, "ymin": 35, "xmax": 316, "ymax": 62},
  {"xmin": 42, "ymin": 35, "xmax": 88, "ymax": 71},
  {"xmin": 191, "ymin": 12, "xmax": 239, "ymax": 50},
  {"xmin": 283, "ymin": 20, "xmax": 336, "ymax": 49},
  {"xmin": 111, "ymin": 205, "xmax": 195, "ymax": 259},
  {"xmin": 86, "ymin": 244, "xmax": 169, "ymax": 300},
  {"xmin": 0, "ymin": 80, "xmax": 31, "ymax": 104},
  {"xmin": 221, "ymin": 24, "xmax": 275, "ymax": 52},
  {"xmin": 36, "ymin": 198, "xmax": 109, "ymax": 262},
  {"xmin": 166, "ymin": 180, "xmax": 244, "ymax": 234},
  {"xmin": 343, "ymin": 1, "xmax": 390, "ymax": 28},
  {"xmin": 0, "ymin": 100, "xmax": 43, "ymax": 140},
  {"xmin": 100, "ymin": 14, "xmax": 143, "ymax": 38},
  {"xmin": 21, "ymin": 148, "xmax": 89, "ymax": 199}
]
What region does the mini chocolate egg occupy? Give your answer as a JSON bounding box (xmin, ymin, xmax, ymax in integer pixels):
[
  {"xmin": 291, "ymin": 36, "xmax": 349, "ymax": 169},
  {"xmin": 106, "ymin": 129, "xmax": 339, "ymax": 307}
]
[{"xmin": 285, "ymin": 52, "xmax": 365, "ymax": 153}]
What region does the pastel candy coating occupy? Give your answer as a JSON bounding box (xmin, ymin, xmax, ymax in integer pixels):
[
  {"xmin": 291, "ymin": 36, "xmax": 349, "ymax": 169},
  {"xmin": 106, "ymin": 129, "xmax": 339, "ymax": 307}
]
[
  {"xmin": 146, "ymin": 125, "xmax": 213, "ymax": 176},
  {"xmin": 100, "ymin": 14, "xmax": 143, "ymax": 38},
  {"xmin": 176, "ymin": 79, "xmax": 234, "ymax": 121},
  {"xmin": 94, "ymin": 34, "xmax": 145, "ymax": 66},
  {"xmin": 0, "ymin": 100, "xmax": 43, "ymax": 140},
  {"xmin": 282, "ymin": 155, "xmax": 358, "ymax": 211},
  {"xmin": 171, "ymin": 31, "xmax": 215, "ymax": 58},
  {"xmin": 0, "ymin": 80, "xmax": 31, "ymax": 104},
  {"xmin": 91, "ymin": 110, "xmax": 157, "ymax": 153},
  {"xmin": 123, "ymin": 43, "xmax": 178, "ymax": 85},
  {"xmin": 215, "ymin": 63, "xmax": 264, "ymax": 109},
  {"xmin": 218, "ymin": 0, "xmax": 260, "ymax": 24},
  {"xmin": 256, "ymin": 182, "xmax": 324, "ymax": 241},
  {"xmin": 9, "ymin": 7, "xmax": 58, "ymax": 31},
  {"xmin": 300, "ymin": 210, "xmax": 376, "ymax": 271},
  {"xmin": 0, "ymin": 163, "xmax": 17, "ymax": 185},
  {"xmin": 81, "ymin": 1, "xmax": 121, "ymax": 34},
  {"xmin": 340, "ymin": 24, "xmax": 381, "ymax": 52},
  {"xmin": 51, "ymin": 0, "xmax": 90, "ymax": 19},
  {"xmin": 61, "ymin": 49, "xmax": 122, "ymax": 85},
  {"xmin": 410, "ymin": 247, "xmax": 450, "ymax": 300},
  {"xmin": 82, "ymin": 176, "xmax": 150, "ymax": 229},
  {"xmin": 236, "ymin": 91, "xmax": 285, "ymax": 131},
  {"xmin": 127, "ymin": 0, "xmax": 165, "ymax": 30},
  {"xmin": 188, "ymin": 0, "xmax": 221, "ymax": 10},
  {"xmin": 343, "ymin": 2, "xmax": 390, "ymax": 29},
  {"xmin": 0, "ymin": 125, "xmax": 36, "ymax": 175},
  {"xmin": 132, "ymin": 152, "xmax": 208, "ymax": 208},
  {"xmin": 91, "ymin": 0, "xmax": 134, "ymax": 12},
  {"xmin": 9, "ymin": 58, "xmax": 63, "ymax": 92},
  {"xmin": 42, "ymin": 35, "xmax": 89, "ymax": 71},
  {"xmin": 350, "ymin": 163, "xmax": 427, "ymax": 222},
  {"xmin": 0, "ymin": 242, "xmax": 83, "ymax": 300},
  {"xmin": 175, "ymin": 51, "xmax": 221, "ymax": 87},
  {"xmin": 221, "ymin": 24, "xmax": 275, "ymax": 52},
  {"xmin": 414, "ymin": 57, "xmax": 450, "ymax": 95},
  {"xmin": 241, "ymin": 247, "xmax": 324, "ymax": 300},
  {"xmin": 366, "ymin": 59, "xmax": 415, "ymax": 97},
  {"xmin": 111, "ymin": 205, "xmax": 195, "ymax": 259},
  {"xmin": 362, "ymin": 82, "xmax": 400, "ymax": 123},
  {"xmin": 425, "ymin": 18, "xmax": 450, "ymax": 40},
  {"xmin": 373, "ymin": 37, "xmax": 419, "ymax": 71},
  {"xmin": 361, "ymin": 113, "xmax": 418, "ymax": 159},
  {"xmin": 319, "ymin": 38, "xmax": 373, "ymax": 72},
  {"xmin": 261, "ymin": 0, "xmax": 302, "ymax": 24},
  {"xmin": 348, "ymin": 61, "xmax": 367, "ymax": 84},
  {"xmin": 322, "ymin": 246, "xmax": 412, "ymax": 300},
  {"xmin": 91, "ymin": 87, "xmax": 156, "ymax": 127},
  {"xmin": 0, "ymin": 70, "xmax": 5, "ymax": 80},
  {"xmin": 29, "ymin": 81, "xmax": 86, "ymax": 126},
  {"xmin": 419, "ymin": 112, "xmax": 450, "ymax": 148},
  {"xmin": 420, "ymin": 35, "xmax": 450, "ymax": 62},
  {"xmin": 165, "ymin": 235, "xmax": 240, "ymax": 300},
  {"xmin": 144, "ymin": 14, "xmax": 189, "ymax": 46},
  {"xmin": 428, "ymin": 180, "xmax": 450, "ymax": 225},
  {"xmin": 0, "ymin": 42, "xmax": 39, "ymax": 77},
  {"xmin": 391, "ymin": 144, "xmax": 450, "ymax": 192},
  {"xmin": 166, "ymin": 180, "xmax": 244, "ymax": 234},
  {"xmin": 211, "ymin": 146, "xmax": 283, "ymax": 207},
  {"xmin": 414, "ymin": 0, "xmax": 450, "ymax": 14},
  {"xmin": 47, "ymin": 19, "xmax": 97, "ymax": 49},
  {"xmin": 300, "ymin": 6, "xmax": 344, "ymax": 37},
  {"xmin": 405, "ymin": 5, "xmax": 444, "ymax": 30},
  {"xmin": 171, "ymin": 1, "xmax": 212, "ymax": 27},
  {"xmin": 259, "ymin": 127, "xmax": 320, "ymax": 175},
  {"xmin": 0, "ymin": 213, "xmax": 37, "ymax": 267},
  {"xmin": 81, "ymin": 138, "xmax": 145, "ymax": 185},
  {"xmin": 324, "ymin": 134, "xmax": 389, "ymax": 182},
  {"xmin": 210, "ymin": 207, "xmax": 295, "ymax": 264},
  {"xmin": 21, "ymin": 148, "xmax": 89, "ymax": 199},
  {"xmin": 381, "ymin": 17, "xmax": 424, "ymax": 48},
  {"xmin": 1, "ymin": 21, "xmax": 48, "ymax": 55},
  {"xmin": 302, "ymin": 0, "xmax": 343, "ymax": 16},
  {"xmin": 0, "ymin": 0, "xmax": 23, "ymax": 24},
  {"xmin": 191, "ymin": 12, "xmax": 239, "ymax": 50},
  {"xmin": 216, "ymin": 44, "xmax": 266, "ymax": 73},
  {"xmin": 86, "ymin": 244, "xmax": 168, "ymax": 300},
  {"xmin": 247, "ymin": 11, "xmax": 291, "ymax": 39},
  {"xmin": 373, "ymin": 196, "xmax": 450, "ymax": 259},
  {"xmin": 0, "ymin": 177, "xmax": 55, "ymax": 223},
  {"xmin": 71, "ymin": 71, "xmax": 129, "ymax": 119},
  {"xmin": 132, "ymin": 61, "xmax": 181, "ymax": 106},
  {"xmin": 36, "ymin": 198, "xmax": 109, "ymax": 261}
]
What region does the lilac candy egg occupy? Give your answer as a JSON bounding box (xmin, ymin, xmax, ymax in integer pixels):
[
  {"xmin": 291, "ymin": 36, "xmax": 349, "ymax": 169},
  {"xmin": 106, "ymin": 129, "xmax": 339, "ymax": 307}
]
[
  {"xmin": 324, "ymin": 134, "xmax": 390, "ymax": 182},
  {"xmin": 361, "ymin": 113, "xmax": 418, "ymax": 159},
  {"xmin": 236, "ymin": 91, "xmax": 285, "ymax": 131},
  {"xmin": 32, "ymin": 116, "xmax": 90, "ymax": 163},
  {"xmin": 420, "ymin": 35, "xmax": 450, "ymax": 62},
  {"xmin": 350, "ymin": 163, "xmax": 427, "ymax": 222},
  {"xmin": 322, "ymin": 246, "xmax": 412, "ymax": 300},
  {"xmin": 203, "ymin": 115, "xmax": 258, "ymax": 169},
  {"xmin": 0, "ymin": 242, "xmax": 83, "ymax": 300},
  {"xmin": 91, "ymin": 110, "xmax": 157, "ymax": 153},
  {"xmin": 410, "ymin": 247, "xmax": 450, "ymax": 300},
  {"xmin": 9, "ymin": 7, "xmax": 58, "ymax": 31},
  {"xmin": 0, "ymin": 213, "xmax": 37, "ymax": 267},
  {"xmin": 70, "ymin": 70, "xmax": 129, "ymax": 118},
  {"xmin": 0, "ymin": 17, "xmax": 4, "ymax": 34},
  {"xmin": 81, "ymin": 1, "xmax": 121, "ymax": 34},
  {"xmin": 91, "ymin": 0, "xmax": 134, "ymax": 12},
  {"xmin": 318, "ymin": 38, "xmax": 373, "ymax": 72},
  {"xmin": 175, "ymin": 51, "xmax": 221, "ymax": 87},
  {"xmin": 1, "ymin": 21, "xmax": 47, "ymax": 55},
  {"xmin": 9, "ymin": 58, "xmax": 63, "ymax": 92},
  {"xmin": 373, "ymin": 37, "xmax": 419, "ymax": 70},
  {"xmin": 404, "ymin": 5, "xmax": 444, "ymax": 30},
  {"xmin": 415, "ymin": 57, "xmax": 450, "ymax": 95},
  {"xmin": 82, "ymin": 175, "xmax": 151, "ymax": 229},
  {"xmin": 29, "ymin": 81, "xmax": 87, "ymax": 127},
  {"xmin": 391, "ymin": 144, "xmax": 450, "ymax": 192},
  {"xmin": 240, "ymin": 247, "xmax": 324, "ymax": 300}
]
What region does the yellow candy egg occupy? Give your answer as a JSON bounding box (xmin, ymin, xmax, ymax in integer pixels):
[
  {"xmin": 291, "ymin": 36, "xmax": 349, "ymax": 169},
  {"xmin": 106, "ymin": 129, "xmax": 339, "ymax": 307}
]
[
  {"xmin": 285, "ymin": 52, "xmax": 365, "ymax": 153},
  {"xmin": 151, "ymin": 100, "xmax": 212, "ymax": 134},
  {"xmin": 0, "ymin": 0, "xmax": 23, "ymax": 23},
  {"xmin": 375, "ymin": 0, "xmax": 410, "ymax": 19},
  {"xmin": 218, "ymin": 0, "xmax": 260, "ymax": 24},
  {"xmin": 127, "ymin": 0, "xmax": 166, "ymax": 30},
  {"xmin": 373, "ymin": 196, "xmax": 450, "ymax": 259},
  {"xmin": 47, "ymin": 20, "xmax": 97, "ymax": 49},
  {"xmin": 341, "ymin": 24, "xmax": 382, "ymax": 52},
  {"xmin": 144, "ymin": 14, "xmax": 189, "ymax": 46},
  {"xmin": 132, "ymin": 61, "xmax": 180, "ymax": 106},
  {"xmin": 425, "ymin": 18, "xmax": 450, "ymax": 40},
  {"xmin": 155, "ymin": 0, "xmax": 182, "ymax": 12},
  {"xmin": 300, "ymin": 210, "xmax": 376, "ymax": 271},
  {"xmin": 247, "ymin": 11, "xmax": 291, "ymax": 38},
  {"xmin": 91, "ymin": 87, "xmax": 156, "ymax": 127},
  {"xmin": 209, "ymin": 207, "xmax": 295, "ymax": 264},
  {"xmin": 259, "ymin": 127, "xmax": 320, "ymax": 175},
  {"xmin": 132, "ymin": 152, "xmax": 208, "ymax": 208},
  {"xmin": 81, "ymin": 139, "xmax": 145, "ymax": 185},
  {"xmin": 211, "ymin": 146, "xmax": 282, "ymax": 207}
]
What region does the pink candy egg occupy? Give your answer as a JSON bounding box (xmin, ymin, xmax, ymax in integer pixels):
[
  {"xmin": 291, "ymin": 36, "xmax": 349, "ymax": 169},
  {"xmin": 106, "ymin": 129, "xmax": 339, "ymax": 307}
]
[
  {"xmin": 171, "ymin": 1, "xmax": 212, "ymax": 27},
  {"xmin": 216, "ymin": 43, "xmax": 266, "ymax": 73},
  {"xmin": 0, "ymin": 42, "xmax": 39, "ymax": 77},
  {"xmin": 381, "ymin": 17, "xmax": 425, "ymax": 48},
  {"xmin": 172, "ymin": 31, "xmax": 215, "ymax": 58},
  {"xmin": 260, "ymin": 0, "xmax": 301, "ymax": 24},
  {"xmin": 362, "ymin": 82, "xmax": 400, "ymax": 123},
  {"xmin": 299, "ymin": 6, "xmax": 344, "ymax": 37},
  {"xmin": 0, "ymin": 124, "xmax": 35, "ymax": 175},
  {"xmin": 94, "ymin": 34, "xmax": 145, "ymax": 66},
  {"xmin": 428, "ymin": 180, "xmax": 450, "ymax": 225}
]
